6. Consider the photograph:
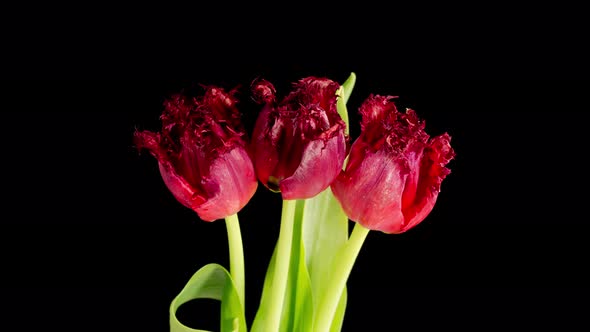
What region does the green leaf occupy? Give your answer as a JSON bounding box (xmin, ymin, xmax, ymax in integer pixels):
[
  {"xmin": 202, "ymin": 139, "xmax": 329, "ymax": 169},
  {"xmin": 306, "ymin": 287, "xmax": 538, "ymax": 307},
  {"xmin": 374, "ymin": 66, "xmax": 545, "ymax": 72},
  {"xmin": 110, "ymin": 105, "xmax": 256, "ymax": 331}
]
[
  {"xmin": 301, "ymin": 188, "xmax": 349, "ymax": 323},
  {"xmin": 170, "ymin": 263, "xmax": 247, "ymax": 332},
  {"xmin": 336, "ymin": 72, "xmax": 356, "ymax": 136},
  {"xmin": 250, "ymin": 245, "xmax": 277, "ymax": 332},
  {"xmin": 341, "ymin": 72, "xmax": 356, "ymax": 104},
  {"xmin": 336, "ymin": 73, "xmax": 356, "ymax": 140}
]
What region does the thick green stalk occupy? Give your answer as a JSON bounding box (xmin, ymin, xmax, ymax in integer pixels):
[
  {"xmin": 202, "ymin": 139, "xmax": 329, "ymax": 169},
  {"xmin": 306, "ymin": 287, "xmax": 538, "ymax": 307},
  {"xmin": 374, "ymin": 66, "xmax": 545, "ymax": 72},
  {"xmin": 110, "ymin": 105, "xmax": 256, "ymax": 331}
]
[
  {"xmin": 265, "ymin": 199, "xmax": 297, "ymax": 331},
  {"xmin": 225, "ymin": 213, "xmax": 245, "ymax": 312},
  {"xmin": 313, "ymin": 223, "xmax": 370, "ymax": 332}
]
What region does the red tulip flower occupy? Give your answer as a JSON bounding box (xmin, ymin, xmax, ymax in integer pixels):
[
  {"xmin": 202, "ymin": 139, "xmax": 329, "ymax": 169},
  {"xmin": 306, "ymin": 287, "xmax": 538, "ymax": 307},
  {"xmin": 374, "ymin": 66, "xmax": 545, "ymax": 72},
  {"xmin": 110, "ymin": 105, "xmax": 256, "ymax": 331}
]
[
  {"xmin": 134, "ymin": 86, "xmax": 258, "ymax": 221},
  {"xmin": 331, "ymin": 95, "xmax": 455, "ymax": 233},
  {"xmin": 250, "ymin": 77, "xmax": 347, "ymax": 200}
]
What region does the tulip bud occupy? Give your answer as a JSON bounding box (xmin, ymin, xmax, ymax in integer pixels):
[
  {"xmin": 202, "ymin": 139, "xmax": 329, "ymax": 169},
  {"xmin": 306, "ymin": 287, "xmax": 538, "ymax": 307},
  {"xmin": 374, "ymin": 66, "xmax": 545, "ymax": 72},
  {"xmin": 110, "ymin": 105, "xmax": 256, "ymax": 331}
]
[
  {"xmin": 250, "ymin": 77, "xmax": 347, "ymax": 199},
  {"xmin": 331, "ymin": 95, "xmax": 455, "ymax": 233},
  {"xmin": 134, "ymin": 86, "xmax": 257, "ymax": 221}
]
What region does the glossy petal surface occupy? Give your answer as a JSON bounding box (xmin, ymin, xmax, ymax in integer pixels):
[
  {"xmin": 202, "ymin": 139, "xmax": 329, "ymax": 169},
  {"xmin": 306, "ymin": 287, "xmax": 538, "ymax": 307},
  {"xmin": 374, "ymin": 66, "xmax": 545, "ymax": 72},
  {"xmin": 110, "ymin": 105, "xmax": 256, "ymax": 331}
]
[
  {"xmin": 332, "ymin": 95, "xmax": 455, "ymax": 233},
  {"xmin": 135, "ymin": 86, "xmax": 257, "ymax": 221},
  {"xmin": 251, "ymin": 77, "xmax": 347, "ymax": 199}
]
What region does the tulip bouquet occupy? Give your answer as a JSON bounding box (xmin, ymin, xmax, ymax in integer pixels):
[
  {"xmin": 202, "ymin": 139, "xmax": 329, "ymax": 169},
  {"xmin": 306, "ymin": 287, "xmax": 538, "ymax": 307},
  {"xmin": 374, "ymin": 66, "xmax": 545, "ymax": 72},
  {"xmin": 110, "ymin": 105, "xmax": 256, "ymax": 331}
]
[{"xmin": 134, "ymin": 73, "xmax": 455, "ymax": 332}]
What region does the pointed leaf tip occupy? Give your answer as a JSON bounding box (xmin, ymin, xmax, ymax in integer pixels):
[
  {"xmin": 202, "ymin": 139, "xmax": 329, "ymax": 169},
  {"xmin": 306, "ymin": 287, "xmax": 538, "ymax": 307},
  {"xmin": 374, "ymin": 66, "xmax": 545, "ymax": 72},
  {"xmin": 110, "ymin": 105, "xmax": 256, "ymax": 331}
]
[{"xmin": 342, "ymin": 72, "xmax": 356, "ymax": 104}]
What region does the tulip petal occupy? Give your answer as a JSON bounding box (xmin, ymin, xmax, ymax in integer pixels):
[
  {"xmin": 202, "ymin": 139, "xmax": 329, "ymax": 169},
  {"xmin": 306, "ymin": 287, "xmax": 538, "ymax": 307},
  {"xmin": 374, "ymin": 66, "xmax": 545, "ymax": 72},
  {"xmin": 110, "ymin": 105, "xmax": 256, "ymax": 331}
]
[
  {"xmin": 402, "ymin": 133, "xmax": 454, "ymax": 230},
  {"xmin": 332, "ymin": 144, "xmax": 409, "ymax": 234},
  {"xmin": 196, "ymin": 147, "xmax": 258, "ymax": 221},
  {"xmin": 280, "ymin": 132, "xmax": 346, "ymax": 200},
  {"xmin": 136, "ymin": 85, "xmax": 257, "ymax": 221},
  {"xmin": 250, "ymin": 77, "xmax": 347, "ymax": 198},
  {"xmin": 332, "ymin": 95, "xmax": 454, "ymax": 234},
  {"xmin": 251, "ymin": 105, "xmax": 280, "ymax": 190},
  {"xmin": 159, "ymin": 162, "xmax": 206, "ymax": 210}
]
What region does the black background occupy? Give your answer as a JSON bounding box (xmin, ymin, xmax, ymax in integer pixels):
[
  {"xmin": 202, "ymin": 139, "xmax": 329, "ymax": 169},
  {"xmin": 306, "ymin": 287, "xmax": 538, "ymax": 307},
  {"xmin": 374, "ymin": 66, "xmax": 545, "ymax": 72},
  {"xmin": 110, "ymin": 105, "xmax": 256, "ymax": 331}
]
[{"xmin": 2, "ymin": 7, "xmax": 589, "ymax": 332}]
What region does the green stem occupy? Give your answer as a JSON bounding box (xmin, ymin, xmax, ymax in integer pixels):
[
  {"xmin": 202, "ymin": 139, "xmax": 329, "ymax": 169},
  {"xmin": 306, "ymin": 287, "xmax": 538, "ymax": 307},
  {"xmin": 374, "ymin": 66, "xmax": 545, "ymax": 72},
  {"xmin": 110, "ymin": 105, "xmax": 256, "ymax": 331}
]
[
  {"xmin": 314, "ymin": 222, "xmax": 370, "ymax": 332},
  {"xmin": 225, "ymin": 213, "xmax": 245, "ymax": 312},
  {"xmin": 265, "ymin": 199, "xmax": 297, "ymax": 331}
]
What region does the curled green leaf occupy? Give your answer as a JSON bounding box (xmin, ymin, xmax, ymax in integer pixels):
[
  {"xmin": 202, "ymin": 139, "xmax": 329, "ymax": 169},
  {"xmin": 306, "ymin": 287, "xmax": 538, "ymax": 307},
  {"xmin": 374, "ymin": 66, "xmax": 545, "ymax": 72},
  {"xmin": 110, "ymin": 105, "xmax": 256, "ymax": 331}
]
[{"xmin": 170, "ymin": 263, "xmax": 247, "ymax": 332}]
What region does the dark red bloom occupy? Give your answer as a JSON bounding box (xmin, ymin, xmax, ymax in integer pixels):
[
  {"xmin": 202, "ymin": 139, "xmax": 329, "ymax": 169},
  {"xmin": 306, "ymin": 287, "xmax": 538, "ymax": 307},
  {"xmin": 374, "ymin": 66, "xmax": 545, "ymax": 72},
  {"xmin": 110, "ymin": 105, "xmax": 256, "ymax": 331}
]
[
  {"xmin": 331, "ymin": 95, "xmax": 455, "ymax": 233},
  {"xmin": 134, "ymin": 86, "xmax": 257, "ymax": 221},
  {"xmin": 250, "ymin": 77, "xmax": 347, "ymax": 199}
]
